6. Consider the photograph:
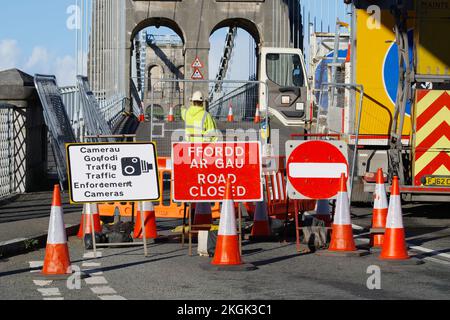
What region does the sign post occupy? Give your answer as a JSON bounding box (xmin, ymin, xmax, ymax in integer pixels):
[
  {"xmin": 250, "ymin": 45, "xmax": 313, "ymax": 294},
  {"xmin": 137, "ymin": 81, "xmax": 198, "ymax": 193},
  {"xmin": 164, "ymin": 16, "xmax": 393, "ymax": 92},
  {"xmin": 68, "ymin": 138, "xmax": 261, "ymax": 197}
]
[
  {"xmin": 66, "ymin": 142, "xmax": 160, "ymax": 257},
  {"xmin": 286, "ymin": 140, "xmax": 349, "ymax": 200}
]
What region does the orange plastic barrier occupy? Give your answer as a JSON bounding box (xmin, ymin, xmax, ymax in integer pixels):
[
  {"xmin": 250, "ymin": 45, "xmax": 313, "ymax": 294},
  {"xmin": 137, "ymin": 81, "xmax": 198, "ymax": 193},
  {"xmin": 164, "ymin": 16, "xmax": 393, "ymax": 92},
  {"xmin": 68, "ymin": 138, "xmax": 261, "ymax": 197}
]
[
  {"xmin": 155, "ymin": 157, "xmax": 221, "ymax": 219},
  {"xmin": 264, "ymin": 156, "xmax": 316, "ymax": 220},
  {"xmin": 98, "ymin": 202, "xmax": 134, "ymax": 217}
]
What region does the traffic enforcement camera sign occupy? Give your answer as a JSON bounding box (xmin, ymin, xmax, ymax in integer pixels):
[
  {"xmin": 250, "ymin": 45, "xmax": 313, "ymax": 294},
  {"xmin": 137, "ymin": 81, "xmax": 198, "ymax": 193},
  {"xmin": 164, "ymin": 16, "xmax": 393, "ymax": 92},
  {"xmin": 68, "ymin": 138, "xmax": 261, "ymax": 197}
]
[
  {"xmin": 172, "ymin": 142, "xmax": 263, "ymax": 202},
  {"xmin": 66, "ymin": 142, "xmax": 160, "ymax": 203},
  {"xmin": 286, "ymin": 140, "xmax": 349, "ymax": 200}
]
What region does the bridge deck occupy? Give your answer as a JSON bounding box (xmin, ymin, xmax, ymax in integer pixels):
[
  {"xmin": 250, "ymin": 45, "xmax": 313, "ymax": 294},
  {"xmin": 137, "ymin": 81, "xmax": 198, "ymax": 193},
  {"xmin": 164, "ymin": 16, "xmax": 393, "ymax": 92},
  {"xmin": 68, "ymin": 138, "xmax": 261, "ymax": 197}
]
[{"xmin": 0, "ymin": 191, "xmax": 82, "ymax": 243}]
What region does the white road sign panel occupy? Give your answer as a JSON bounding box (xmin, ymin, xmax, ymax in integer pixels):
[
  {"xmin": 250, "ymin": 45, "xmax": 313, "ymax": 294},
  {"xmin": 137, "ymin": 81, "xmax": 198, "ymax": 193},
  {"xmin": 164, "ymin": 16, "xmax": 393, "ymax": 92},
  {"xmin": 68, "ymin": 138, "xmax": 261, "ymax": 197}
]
[{"xmin": 66, "ymin": 143, "xmax": 160, "ymax": 203}]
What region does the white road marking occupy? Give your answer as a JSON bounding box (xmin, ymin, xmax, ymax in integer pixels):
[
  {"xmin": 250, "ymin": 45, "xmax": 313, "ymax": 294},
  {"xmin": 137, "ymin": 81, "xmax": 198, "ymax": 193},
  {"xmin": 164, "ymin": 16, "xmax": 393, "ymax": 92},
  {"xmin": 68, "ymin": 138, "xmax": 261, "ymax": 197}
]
[
  {"xmin": 82, "ymin": 262, "xmax": 101, "ymax": 268},
  {"xmin": 91, "ymin": 286, "xmax": 117, "ymax": 295},
  {"xmin": 29, "ymin": 261, "xmax": 43, "ymax": 273},
  {"xmin": 38, "ymin": 288, "xmax": 61, "ymax": 297},
  {"xmin": 44, "ymin": 297, "xmax": 64, "ymax": 300},
  {"xmin": 409, "ymin": 245, "xmax": 450, "ymax": 260},
  {"xmin": 98, "ymin": 295, "xmax": 127, "ymax": 300},
  {"xmin": 33, "ymin": 280, "xmax": 53, "ymax": 287},
  {"xmin": 83, "ymin": 251, "xmax": 103, "ymax": 258},
  {"xmin": 85, "ymin": 276, "xmax": 108, "ymax": 285}
]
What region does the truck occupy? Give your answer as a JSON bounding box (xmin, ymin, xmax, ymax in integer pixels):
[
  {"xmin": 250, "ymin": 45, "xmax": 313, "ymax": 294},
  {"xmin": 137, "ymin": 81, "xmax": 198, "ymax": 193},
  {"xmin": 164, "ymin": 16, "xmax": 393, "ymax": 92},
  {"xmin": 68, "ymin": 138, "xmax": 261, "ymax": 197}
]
[{"xmin": 319, "ymin": 0, "xmax": 450, "ymax": 202}]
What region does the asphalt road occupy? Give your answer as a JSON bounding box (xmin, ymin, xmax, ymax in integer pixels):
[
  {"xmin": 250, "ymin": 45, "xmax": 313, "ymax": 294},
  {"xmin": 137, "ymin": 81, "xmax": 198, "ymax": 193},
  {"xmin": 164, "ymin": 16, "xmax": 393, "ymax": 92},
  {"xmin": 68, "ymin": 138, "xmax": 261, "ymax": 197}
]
[{"xmin": 1, "ymin": 203, "xmax": 449, "ymax": 300}]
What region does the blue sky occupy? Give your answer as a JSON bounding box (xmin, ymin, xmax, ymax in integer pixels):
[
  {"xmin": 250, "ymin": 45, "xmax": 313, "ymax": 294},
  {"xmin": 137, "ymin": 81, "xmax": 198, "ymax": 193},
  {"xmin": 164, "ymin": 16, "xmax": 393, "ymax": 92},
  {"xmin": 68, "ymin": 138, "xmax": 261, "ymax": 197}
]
[
  {"xmin": 0, "ymin": 1, "xmax": 349, "ymax": 86},
  {"xmin": 0, "ymin": 0, "xmax": 77, "ymax": 85}
]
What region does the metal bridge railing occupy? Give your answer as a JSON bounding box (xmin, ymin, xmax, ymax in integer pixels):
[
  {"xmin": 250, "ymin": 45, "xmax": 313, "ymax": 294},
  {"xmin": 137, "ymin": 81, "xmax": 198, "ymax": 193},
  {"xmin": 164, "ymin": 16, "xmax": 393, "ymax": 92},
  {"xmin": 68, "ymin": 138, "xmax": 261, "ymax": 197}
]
[
  {"xmin": 0, "ymin": 104, "xmax": 25, "ymax": 200},
  {"xmin": 60, "ymin": 85, "xmax": 126, "ymax": 141}
]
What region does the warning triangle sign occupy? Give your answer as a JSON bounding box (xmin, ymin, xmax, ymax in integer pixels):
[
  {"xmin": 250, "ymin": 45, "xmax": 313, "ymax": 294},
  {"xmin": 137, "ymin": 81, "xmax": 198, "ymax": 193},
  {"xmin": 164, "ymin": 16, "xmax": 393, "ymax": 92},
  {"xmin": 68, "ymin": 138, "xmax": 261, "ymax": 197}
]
[
  {"xmin": 191, "ymin": 57, "xmax": 204, "ymax": 68},
  {"xmin": 191, "ymin": 68, "xmax": 204, "ymax": 80}
]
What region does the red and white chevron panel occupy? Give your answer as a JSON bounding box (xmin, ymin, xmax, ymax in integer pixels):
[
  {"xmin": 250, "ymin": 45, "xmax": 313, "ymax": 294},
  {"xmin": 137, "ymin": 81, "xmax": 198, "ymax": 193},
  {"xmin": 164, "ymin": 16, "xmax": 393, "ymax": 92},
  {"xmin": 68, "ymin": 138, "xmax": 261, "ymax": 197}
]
[{"xmin": 413, "ymin": 90, "xmax": 450, "ymax": 186}]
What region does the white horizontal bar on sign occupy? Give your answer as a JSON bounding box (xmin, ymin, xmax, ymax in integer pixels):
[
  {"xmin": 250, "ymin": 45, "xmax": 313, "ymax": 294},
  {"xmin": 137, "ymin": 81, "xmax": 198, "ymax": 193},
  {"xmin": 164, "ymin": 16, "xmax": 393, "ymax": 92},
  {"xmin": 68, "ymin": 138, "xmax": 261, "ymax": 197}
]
[{"xmin": 289, "ymin": 163, "xmax": 347, "ymax": 179}]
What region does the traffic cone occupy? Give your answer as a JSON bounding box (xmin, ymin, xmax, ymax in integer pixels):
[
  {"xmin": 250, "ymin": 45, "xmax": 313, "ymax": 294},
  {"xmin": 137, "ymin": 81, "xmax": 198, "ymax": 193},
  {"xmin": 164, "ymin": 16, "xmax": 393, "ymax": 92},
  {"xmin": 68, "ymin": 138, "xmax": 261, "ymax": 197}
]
[
  {"xmin": 254, "ymin": 104, "xmax": 261, "ymax": 123},
  {"xmin": 227, "ymin": 103, "xmax": 234, "ymax": 122},
  {"xmin": 168, "ymin": 106, "xmax": 175, "ymax": 122},
  {"xmin": 77, "ymin": 203, "xmax": 102, "ymax": 238},
  {"xmin": 380, "ymin": 176, "xmax": 409, "ymax": 260},
  {"xmin": 134, "ymin": 202, "xmax": 158, "ymax": 239},
  {"xmin": 250, "ymin": 196, "xmax": 272, "ymax": 240},
  {"xmin": 41, "ymin": 185, "xmax": 71, "ymax": 276},
  {"xmin": 193, "ymin": 202, "xmax": 213, "ymax": 226},
  {"xmin": 139, "ymin": 113, "xmax": 145, "ymax": 122},
  {"xmin": 370, "ymin": 169, "xmax": 388, "ymax": 248},
  {"xmin": 212, "ymin": 180, "xmax": 241, "ymax": 266},
  {"xmin": 315, "ymin": 199, "xmax": 332, "ymax": 227},
  {"xmin": 328, "ymin": 174, "xmax": 358, "ymax": 252}
]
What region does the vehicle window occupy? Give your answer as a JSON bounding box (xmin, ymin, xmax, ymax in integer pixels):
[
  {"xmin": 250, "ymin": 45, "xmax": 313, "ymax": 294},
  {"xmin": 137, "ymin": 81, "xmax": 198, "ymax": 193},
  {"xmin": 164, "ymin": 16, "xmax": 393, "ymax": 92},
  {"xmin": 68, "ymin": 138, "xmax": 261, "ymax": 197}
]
[{"xmin": 266, "ymin": 53, "xmax": 304, "ymax": 87}]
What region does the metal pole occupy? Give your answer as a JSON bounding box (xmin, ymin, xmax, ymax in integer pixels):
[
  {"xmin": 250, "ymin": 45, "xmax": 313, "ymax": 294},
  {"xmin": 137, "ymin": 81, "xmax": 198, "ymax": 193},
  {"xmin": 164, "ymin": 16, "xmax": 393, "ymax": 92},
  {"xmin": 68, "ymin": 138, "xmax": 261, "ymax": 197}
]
[
  {"xmin": 140, "ymin": 202, "xmax": 148, "ymax": 257},
  {"xmin": 89, "ymin": 204, "xmax": 98, "ymax": 259}
]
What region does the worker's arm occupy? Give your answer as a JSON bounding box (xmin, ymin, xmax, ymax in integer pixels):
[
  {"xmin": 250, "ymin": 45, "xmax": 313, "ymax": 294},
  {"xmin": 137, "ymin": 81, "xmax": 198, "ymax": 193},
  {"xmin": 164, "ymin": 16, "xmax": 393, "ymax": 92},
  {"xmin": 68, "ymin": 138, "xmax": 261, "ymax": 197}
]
[
  {"xmin": 203, "ymin": 113, "xmax": 219, "ymax": 142},
  {"xmin": 181, "ymin": 106, "xmax": 187, "ymax": 121}
]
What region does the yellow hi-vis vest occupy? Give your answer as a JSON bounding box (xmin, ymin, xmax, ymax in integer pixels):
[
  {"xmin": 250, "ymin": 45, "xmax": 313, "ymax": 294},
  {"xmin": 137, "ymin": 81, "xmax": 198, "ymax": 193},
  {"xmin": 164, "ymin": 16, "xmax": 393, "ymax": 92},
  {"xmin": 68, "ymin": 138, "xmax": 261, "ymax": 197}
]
[{"xmin": 181, "ymin": 105, "xmax": 218, "ymax": 142}]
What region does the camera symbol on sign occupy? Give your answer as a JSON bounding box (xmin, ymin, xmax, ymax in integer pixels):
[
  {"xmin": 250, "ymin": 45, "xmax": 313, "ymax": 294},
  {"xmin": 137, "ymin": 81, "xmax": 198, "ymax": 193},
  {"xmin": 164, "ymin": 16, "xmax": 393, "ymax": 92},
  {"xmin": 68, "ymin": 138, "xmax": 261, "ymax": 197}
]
[{"xmin": 121, "ymin": 157, "xmax": 153, "ymax": 176}]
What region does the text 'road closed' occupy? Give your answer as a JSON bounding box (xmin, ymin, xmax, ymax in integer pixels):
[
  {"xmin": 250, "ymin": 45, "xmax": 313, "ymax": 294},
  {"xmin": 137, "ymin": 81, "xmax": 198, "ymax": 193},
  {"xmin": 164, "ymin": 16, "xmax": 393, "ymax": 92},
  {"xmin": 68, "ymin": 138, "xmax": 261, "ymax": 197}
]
[{"xmin": 172, "ymin": 142, "xmax": 263, "ymax": 202}]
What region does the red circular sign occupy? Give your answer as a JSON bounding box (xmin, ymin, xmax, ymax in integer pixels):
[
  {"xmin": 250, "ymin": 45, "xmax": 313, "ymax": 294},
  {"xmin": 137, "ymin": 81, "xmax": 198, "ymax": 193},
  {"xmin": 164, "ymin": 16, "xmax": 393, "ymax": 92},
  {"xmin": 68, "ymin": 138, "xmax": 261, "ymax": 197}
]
[{"xmin": 287, "ymin": 141, "xmax": 348, "ymax": 199}]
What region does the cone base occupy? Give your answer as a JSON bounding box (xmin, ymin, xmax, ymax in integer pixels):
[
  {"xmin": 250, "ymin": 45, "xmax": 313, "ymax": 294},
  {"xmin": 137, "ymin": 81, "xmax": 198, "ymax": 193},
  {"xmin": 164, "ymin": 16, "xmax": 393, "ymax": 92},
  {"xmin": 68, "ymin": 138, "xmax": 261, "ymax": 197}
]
[
  {"xmin": 318, "ymin": 249, "xmax": 370, "ymax": 257},
  {"xmin": 380, "ymin": 228, "xmax": 409, "ymax": 260},
  {"xmin": 329, "ymin": 224, "xmax": 357, "ymax": 252},
  {"xmin": 42, "ymin": 244, "xmax": 71, "ymax": 276},
  {"xmin": 212, "ymin": 235, "xmax": 242, "ymax": 266},
  {"xmin": 200, "ymin": 262, "xmax": 257, "ymax": 272}
]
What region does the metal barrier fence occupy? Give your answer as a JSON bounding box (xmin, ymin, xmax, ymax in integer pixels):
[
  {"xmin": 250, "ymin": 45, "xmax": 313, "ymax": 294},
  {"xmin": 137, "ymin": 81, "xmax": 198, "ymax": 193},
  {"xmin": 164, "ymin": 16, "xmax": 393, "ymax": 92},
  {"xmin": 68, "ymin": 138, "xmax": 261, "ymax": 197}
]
[
  {"xmin": 316, "ymin": 82, "xmax": 364, "ymax": 201},
  {"xmin": 143, "ymin": 79, "xmax": 269, "ymax": 157},
  {"xmin": 0, "ymin": 104, "xmax": 26, "ymax": 200}
]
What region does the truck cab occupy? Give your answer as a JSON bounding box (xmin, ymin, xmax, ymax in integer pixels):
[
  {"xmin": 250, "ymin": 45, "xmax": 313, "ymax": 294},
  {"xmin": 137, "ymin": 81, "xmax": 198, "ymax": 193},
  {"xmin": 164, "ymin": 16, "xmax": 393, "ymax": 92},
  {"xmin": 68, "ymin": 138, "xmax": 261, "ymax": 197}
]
[{"xmin": 260, "ymin": 47, "xmax": 309, "ymax": 127}]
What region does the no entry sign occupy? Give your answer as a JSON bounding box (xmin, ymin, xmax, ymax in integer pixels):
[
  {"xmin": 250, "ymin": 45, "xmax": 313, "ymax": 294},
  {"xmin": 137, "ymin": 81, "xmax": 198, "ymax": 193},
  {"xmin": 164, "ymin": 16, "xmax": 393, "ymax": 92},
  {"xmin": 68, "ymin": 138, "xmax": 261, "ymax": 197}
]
[
  {"xmin": 66, "ymin": 142, "xmax": 160, "ymax": 203},
  {"xmin": 172, "ymin": 142, "xmax": 263, "ymax": 202},
  {"xmin": 286, "ymin": 140, "xmax": 349, "ymax": 200}
]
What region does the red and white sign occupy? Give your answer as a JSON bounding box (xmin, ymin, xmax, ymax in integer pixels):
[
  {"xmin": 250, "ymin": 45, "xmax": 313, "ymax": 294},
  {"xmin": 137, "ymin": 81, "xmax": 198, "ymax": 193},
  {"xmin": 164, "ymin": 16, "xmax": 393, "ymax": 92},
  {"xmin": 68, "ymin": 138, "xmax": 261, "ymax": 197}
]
[
  {"xmin": 286, "ymin": 140, "xmax": 349, "ymax": 200},
  {"xmin": 172, "ymin": 142, "xmax": 263, "ymax": 202},
  {"xmin": 191, "ymin": 68, "xmax": 204, "ymax": 80},
  {"xmin": 191, "ymin": 57, "xmax": 204, "ymax": 68}
]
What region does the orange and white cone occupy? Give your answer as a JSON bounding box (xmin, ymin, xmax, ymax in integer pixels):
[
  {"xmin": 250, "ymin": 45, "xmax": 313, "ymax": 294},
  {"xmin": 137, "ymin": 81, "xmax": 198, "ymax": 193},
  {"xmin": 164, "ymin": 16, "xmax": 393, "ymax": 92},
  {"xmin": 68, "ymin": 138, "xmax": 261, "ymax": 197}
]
[
  {"xmin": 328, "ymin": 174, "xmax": 357, "ymax": 252},
  {"xmin": 193, "ymin": 202, "xmax": 213, "ymax": 226},
  {"xmin": 315, "ymin": 200, "xmax": 332, "ymax": 227},
  {"xmin": 139, "ymin": 113, "xmax": 145, "ymax": 122},
  {"xmin": 77, "ymin": 203, "xmax": 102, "ymax": 238},
  {"xmin": 227, "ymin": 103, "xmax": 234, "ymax": 122},
  {"xmin": 251, "ymin": 196, "xmax": 271, "ymax": 238},
  {"xmin": 134, "ymin": 202, "xmax": 158, "ymax": 239},
  {"xmin": 380, "ymin": 176, "xmax": 409, "ymax": 260},
  {"xmin": 168, "ymin": 106, "xmax": 175, "ymax": 122},
  {"xmin": 254, "ymin": 104, "xmax": 261, "ymax": 123},
  {"xmin": 370, "ymin": 168, "xmax": 388, "ymax": 248},
  {"xmin": 212, "ymin": 180, "xmax": 242, "ymax": 266},
  {"xmin": 42, "ymin": 185, "xmax": 71, "ymax": 276}
]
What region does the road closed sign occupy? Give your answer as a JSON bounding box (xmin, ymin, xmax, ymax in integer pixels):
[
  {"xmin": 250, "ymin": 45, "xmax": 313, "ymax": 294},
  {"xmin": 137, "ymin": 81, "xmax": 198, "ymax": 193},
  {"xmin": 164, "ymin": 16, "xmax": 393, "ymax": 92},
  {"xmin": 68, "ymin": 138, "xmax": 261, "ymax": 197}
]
[
  {"xmin": 286, "ymin": 140, "xmax": 349, "ymax": 200},
  {"xmin": 172, "ymin": 142, "xmax": 263, "ymax": 202},
  {"xmin": 66, "ymin": 143, "xmax": 160, "ymax": 203}
]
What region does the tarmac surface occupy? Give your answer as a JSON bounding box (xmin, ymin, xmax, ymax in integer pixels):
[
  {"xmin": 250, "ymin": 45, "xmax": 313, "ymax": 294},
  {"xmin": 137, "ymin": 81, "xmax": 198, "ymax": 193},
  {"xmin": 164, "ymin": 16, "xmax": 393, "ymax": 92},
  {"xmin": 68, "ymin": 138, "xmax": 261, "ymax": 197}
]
[{"xmin": 0, "ymin": 200, "xmax": 449, "ymax": 300}]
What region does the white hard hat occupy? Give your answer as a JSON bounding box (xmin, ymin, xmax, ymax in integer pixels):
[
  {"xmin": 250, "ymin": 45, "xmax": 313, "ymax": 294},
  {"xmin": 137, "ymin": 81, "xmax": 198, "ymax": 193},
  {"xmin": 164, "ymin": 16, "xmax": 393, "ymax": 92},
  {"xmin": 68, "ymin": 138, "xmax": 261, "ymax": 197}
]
[{"xmin": 191, "ymin": 91, "xmax": 204, "ymax": 102}]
